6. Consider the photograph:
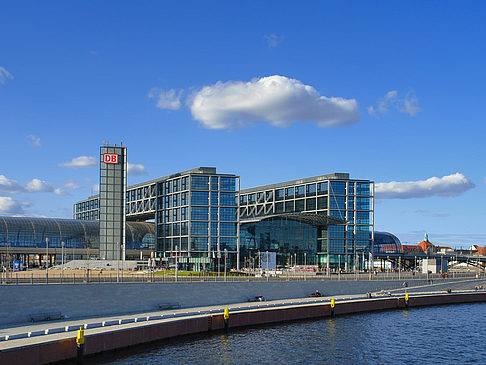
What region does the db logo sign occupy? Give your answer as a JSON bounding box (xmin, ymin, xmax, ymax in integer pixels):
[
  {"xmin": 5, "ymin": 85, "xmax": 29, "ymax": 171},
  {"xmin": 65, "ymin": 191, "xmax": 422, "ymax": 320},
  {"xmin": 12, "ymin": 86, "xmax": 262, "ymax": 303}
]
[{"xmin": 103, "ymin": 153, "xmax": 119, "ymax": 164}]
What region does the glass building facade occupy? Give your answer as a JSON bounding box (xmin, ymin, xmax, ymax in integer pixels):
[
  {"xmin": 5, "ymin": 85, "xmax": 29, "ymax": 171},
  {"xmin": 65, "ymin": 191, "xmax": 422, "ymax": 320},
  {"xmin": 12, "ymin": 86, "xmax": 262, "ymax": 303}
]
[
  {"xmin": 75, "ymin": 167, "xmax": 239, "ymax": 270},
  {"xmin": 239, "ymin": 173, "xmax": 374, "ymax": 270},
  {"xmin": 156, "ymin": 168, "xmax": 239, "ymax": 270}
]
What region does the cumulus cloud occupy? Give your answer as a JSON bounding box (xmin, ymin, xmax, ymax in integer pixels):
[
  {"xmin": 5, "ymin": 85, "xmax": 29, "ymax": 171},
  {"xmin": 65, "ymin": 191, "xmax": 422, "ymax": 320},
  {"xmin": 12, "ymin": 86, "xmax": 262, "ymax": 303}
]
[
  {"xmin": 148, "ymin": 88, "xmax": 183, "ymax": 110},
  {"xmin": 189, "ymin": 75, "xmax": 359, "ymax": 130},
  {"xmin": 0, "ymin": 175, "xmax": 25, "ymax": 193},
  {"xmin": 376, "ymin": 173, "xmax": 475, "ymax": 199},
  {"xmin": 25, "ymin": 178, "xmax": 53, "ymax": 193},
  {"xmin": 127, "ymin": 163, "xmax": 147, "ymax": 175},
  {"xmin": 58, "ymin": 156, "xmax": 97, "ymax": 168},
  {"xmin": 54, "ymin": 188, "xmax": 67, "ymax": 196},
  {"xmin": 27, "ymin": 134, "xmax": 41, "ymax": 147},
  {"xmin": 368, "ymin": 90, "xmax": 420, "ymax": 116},
  {"xmin": 0, "ymin": 197, "xmax": 26, "ymax": 215},
  {"xmin": 64, "ymin": 180, "xmax": 82, "ymax": 190},
  {"xmin": 0, "ymin": 66, "xmax": 13, "ymax": 84},
  {"xmin": 264, "ymin": 34, "xmax": 284, "ymax": 48}
]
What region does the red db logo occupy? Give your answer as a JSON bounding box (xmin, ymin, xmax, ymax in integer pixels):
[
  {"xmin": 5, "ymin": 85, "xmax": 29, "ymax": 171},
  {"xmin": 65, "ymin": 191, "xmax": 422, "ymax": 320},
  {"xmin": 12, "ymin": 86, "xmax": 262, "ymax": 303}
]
[{"xmin": 103, "ymin": 153, "xmax": 119, "ymax": 164}]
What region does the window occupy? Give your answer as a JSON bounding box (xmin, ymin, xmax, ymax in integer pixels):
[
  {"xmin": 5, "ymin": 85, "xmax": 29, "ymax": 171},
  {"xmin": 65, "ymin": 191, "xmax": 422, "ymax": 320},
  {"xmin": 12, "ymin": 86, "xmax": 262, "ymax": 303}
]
[
  {"xmin": 295, "ymin": 199, "xmax": 305, "ymax": 212},
  {"xmin": 275, "ymin": 202, "xmax": 284, "ymax": 213},
  {"xmin": 330, "ymin": 196, "xmax": 346, "ymax": 210},
  {"xmin": 220, "ymin": 222, "xmax": 236, "ymax": 236},
  {"xmin": 191, "ymin": 176, "xmax": 209, "ymax": 190},
  {"xmin": 306, "ymin": 184, "xmax": 316, "ymax": 196},
  {"xmin": 220, "ymin": 207, "xmax": 236, "ymax": 221},
  {"xmin": 191, "ymin": 206, "xmax": 209, "ymax": 220},
  {"xmin": 211, "ymin": 207, "xmax": 218, "ymax": 220},
  {"xmin": 285, "ymin": 187, "xmax": 294, "ymax": 199},
  {"xmin": 306, "ymin": 198, "xmax": 316, "ymax": 210},
  {"xmin": 211, "ymin": 176, "xmax": 219, "ymax": 190},
  {"xmin": 356, "ymin": 197, "xmax": 370, "ymax": 210},
  {"xmin": 240, "ymin": 195, "xmax": 247, "ymax": 205},
  {"xmin": 275, "ymin": 189, "xmax": 284, "ymax": 201},
  {"xmin": 190, "ymin": 237, "xmax": 207, "ymax": 251},
  {"xmin": 265, "ymin": 190, "xmax": 273, "ymax": 201},
  {"xmin": 220, "ymin": 177, "xmax": 236, "ymax": 191},
  {"xmin": 295, "ymin": 185, "xmax": 305, "ymax": 198},
  {"xmin": 348, "ymin": 182, "xmax": 355, "ymax": 195},
  {"xmin": 249, "ymin": 194, "xmax": 256, "ymax": 204},
  {"xmin": 211, "ymin": 192, "xmax": 218, "ymax": 206},
  {"xmin": 191, "ymin": 221, "xmax": 208, "ymax": 236},
  {"xmin": 317, "ymin": 196, "xmax": 327, "ymax": 210},
  {"xmin": 285, "ymin": 201, "xmax": 294, "ymax": 212},
  {"xmin": 330, "ymin": 181, "xmax": 346, "ymax": 195},
  {"xmin": 356, "ymin": 182, "xmax": 370, "ymax": 196},
  {"xmin": 317, "ymin": 182, "xmax": 328, "ymax": 195},
  {"xmin": 191, "ymin": 191, "xmax": 209, "ymax": 205},
  {"xmin": 220, "ymin": 192, "xmax": 236, "ymax": 206}
]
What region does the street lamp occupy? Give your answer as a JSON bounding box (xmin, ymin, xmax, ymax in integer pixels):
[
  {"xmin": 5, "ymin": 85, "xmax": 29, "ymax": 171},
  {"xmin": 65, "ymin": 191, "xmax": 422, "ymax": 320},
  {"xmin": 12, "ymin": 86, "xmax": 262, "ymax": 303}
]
[
  {"xmin": 61, "ymin": 241, "xmax": 65, "ymax": 280},
  {"xmin": 45, "ymin": 237, "xmax": 49, "ymax": 282},
  {"xmin": 224, "ymin": 249, "xmax": 227, "ymax": 281}
]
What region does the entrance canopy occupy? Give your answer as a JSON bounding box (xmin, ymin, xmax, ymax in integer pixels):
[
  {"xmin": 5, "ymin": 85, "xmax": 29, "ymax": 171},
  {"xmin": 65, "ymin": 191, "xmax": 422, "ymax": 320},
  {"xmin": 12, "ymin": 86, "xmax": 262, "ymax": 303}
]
[{"xmin": 240, "ymin": 212, "xmax": 346, "ymax": 227}]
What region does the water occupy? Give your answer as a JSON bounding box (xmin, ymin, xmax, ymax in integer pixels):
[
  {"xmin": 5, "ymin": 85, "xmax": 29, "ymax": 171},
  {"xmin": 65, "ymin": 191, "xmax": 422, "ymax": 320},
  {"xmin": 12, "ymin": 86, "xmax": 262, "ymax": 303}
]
[{"xmin": 87, "ymin": 303, "xmax": 486, "ymax": 364}]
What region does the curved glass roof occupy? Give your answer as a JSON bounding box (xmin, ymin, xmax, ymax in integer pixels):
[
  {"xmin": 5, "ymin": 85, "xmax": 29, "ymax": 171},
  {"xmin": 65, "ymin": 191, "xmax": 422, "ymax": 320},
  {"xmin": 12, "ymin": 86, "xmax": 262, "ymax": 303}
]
[
  {"xmin": 0, "ymin": 216, "xmax": 154, "ymax": 250},
  {"xmin": 373, "ymin": 231, "xmax": 402, "ymax": 254}
]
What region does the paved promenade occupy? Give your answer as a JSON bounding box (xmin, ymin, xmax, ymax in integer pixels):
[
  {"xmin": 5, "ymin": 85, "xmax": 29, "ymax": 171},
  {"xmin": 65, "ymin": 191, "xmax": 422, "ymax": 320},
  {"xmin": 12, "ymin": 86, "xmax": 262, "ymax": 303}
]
[{"xmin": 1, "ymin": 277, "xmax": 485, "ymax": 365}]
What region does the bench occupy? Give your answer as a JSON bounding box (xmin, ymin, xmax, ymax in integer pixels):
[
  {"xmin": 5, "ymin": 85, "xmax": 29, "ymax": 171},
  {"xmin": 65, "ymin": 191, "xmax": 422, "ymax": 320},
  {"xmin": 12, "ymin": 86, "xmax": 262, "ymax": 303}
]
[{"xmin": 28, "ymin": 312, "xmax": 63, "ymax": 322}]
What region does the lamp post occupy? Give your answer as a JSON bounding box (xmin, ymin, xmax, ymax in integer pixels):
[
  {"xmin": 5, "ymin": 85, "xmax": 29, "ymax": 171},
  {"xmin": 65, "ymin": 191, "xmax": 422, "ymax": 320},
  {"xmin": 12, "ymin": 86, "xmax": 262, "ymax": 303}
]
[
  {"xmin": 61, "ymin": 241, "xmax": 65, "ymax": 281},
  {"xmin": 224, "ymin": 249, "xmax": 227, "ymax": 282},
  {"xmin": 175, "ymin": 245, "xmax": 178, "ymax": 282},
  {"xmin": 45, "ymin": 237, "xmax": 49, "ymax": 283}
]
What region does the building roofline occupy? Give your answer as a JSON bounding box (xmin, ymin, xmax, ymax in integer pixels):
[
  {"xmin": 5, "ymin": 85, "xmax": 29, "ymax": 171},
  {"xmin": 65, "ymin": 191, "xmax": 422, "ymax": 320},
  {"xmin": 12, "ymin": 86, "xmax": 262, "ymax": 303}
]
[{"xmin": 240, "ymin": 173, "xmax": 372, "ymax": 194}]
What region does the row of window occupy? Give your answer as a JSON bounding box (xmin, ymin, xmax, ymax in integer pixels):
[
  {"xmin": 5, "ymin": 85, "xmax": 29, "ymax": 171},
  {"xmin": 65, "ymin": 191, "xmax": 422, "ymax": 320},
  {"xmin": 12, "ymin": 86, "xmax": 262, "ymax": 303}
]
[
  {"xmin": 157, "ymin": 222, "xmax": 237, "ymax": 237},
  {"xmin": 75, "ymin": 200, "xmax": 99, "ymax": 213},
  {"xmin": 157, "ymin": 236, "xmax": 237, "ymax": 252},
  {"xmin": 126, "ymin": 185, "xmax": 156, "ymax": 202},
  {"xmin": 76, "ymin": 211, "xmax": 99, "ymax": 221},
  {"xmin": 157, "ymin": 206, "xmax": 237, "ymax": 224},
  {"xmin": 240, "ymin": 181, "xmax": 371, "ymax": 205}
]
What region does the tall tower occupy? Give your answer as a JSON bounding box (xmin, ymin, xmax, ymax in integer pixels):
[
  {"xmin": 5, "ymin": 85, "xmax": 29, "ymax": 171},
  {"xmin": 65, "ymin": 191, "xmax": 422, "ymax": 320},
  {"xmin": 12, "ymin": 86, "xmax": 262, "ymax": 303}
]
[{"xmin": 99, "ymin": 143, "xmax": 127, "ymax": 260}]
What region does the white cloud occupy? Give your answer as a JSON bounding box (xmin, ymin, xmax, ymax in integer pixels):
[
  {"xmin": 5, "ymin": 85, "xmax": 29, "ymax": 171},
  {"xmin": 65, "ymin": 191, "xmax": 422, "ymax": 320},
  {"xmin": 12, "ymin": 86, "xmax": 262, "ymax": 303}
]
[
  {"xmin": 127, "ymin": 163, "xmax": 147, "ymax": 175},
  {"xmin": 92, "ymin": 184, "xmax": 100, "ymax": 193},
  {"xmin": 148, "ymin": 88, "xmax": 183, "ymax": 110},
  {"xmin": 368, "ymin": 90, "xmax": 420, "ymax": 116},
  {"xmin": 25, "ymin": 178, "xmax": 53, "ymax": 193},
  {"xmin": 58, "ymin": 156, "xmax": 97, "ymax": 169},
  {"xmin": 376, "ymin": 173, "xmax": 475, "ymax": 199},
  {"xmin": 189, "ymin": 75, "xmax": 359, "ymax": 130},
  {"xmin": 0, "ymin": 67, "xmax": 13, "ymax": 84},
  {"xmin": 54, "ymin": 188, "xmax": 67, "ymax": 196},
  {"xmin": 0, "ymin": 175, "xmax": 25, "ymax": 193},
  {"xmin": 264, "ymin": 34, "xmax": 284, "ymax": 48},
  {"xmin": 27, "ymin": 134, "xmax": 41, "ymax": 147},
  {"xmin": 0, "ymin": 197, "xmax": 26, "ymax": 215},
  {"xmin": 64, "ymin": 180, "xmax": 82, "ymax": 190}
]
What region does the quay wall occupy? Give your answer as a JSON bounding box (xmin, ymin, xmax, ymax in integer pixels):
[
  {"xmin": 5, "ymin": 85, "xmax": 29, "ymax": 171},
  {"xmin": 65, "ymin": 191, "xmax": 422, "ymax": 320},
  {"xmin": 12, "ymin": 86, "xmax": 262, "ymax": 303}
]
[
  {"xmin": 0, "ymin": 279, "xmax": 433, "ymax": 327},
  {"xmin": 1, "ymin": 292, "xmax": 485, "ymax": 365}
]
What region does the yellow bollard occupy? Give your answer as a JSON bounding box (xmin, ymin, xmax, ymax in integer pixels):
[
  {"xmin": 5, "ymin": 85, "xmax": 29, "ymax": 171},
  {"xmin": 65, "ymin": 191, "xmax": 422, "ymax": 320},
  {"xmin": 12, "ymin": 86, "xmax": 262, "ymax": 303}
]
[
  {"xmin": 223, "ymin": 307, "xmax": 230, "ymax": 332},
  {"xmin": 76, "ymin": 327, "xmax": 85, "ymax": 345},
  {"xmin": 76, "ymin": 327, "xmax": 85, "ymax": 363},
  {"xmin": 405, "ymin": 293, "xmax": 409, "ymax": 302},
  {"xmin": 330, "ymin": 299, "xmax": 335, "ymax": 308}
]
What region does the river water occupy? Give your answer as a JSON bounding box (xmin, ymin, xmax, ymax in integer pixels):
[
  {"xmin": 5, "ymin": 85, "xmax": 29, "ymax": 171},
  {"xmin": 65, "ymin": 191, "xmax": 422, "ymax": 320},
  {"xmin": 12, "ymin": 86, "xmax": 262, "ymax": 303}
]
[{"xmin": 87, "ymin": 303, "xmax": 486, "ymax": 364}]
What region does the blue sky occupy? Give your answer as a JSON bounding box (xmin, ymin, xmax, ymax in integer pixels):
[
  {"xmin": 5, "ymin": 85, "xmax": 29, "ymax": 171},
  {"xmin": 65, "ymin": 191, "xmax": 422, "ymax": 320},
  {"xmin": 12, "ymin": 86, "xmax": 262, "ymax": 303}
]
[{"xmin": 0, "ymin": 1, "xmax": 485, "ymax": 246}]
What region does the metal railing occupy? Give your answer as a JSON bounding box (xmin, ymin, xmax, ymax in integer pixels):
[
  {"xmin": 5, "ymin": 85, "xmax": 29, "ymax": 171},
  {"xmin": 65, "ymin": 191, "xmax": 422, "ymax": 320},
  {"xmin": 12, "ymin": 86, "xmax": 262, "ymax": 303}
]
[{"xmin": 0, "ymin": 270, "xmax": 481, "ymax": 285}]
